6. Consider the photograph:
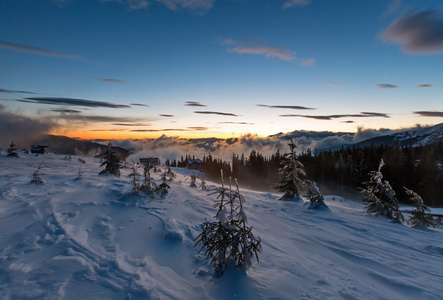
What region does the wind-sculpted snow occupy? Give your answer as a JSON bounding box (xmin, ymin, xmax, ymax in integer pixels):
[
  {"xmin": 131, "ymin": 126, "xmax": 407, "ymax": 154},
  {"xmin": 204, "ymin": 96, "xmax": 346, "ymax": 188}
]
[{"xmin": 0, "ymin": 151, "xmax": 442, "ymax": 299}]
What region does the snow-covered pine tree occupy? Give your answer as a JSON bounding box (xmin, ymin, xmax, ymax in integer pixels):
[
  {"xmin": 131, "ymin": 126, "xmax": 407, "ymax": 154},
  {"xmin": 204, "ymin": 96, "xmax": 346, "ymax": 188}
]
[
  {"xmin": 190, "ymin": 174, "xmax": 197, "ymax": 187},
  {"xmin": 194, "ymin": 170, "xmax": 261, "ymax": 276},
  {"xmin": 274, "ymin": 138, "xmax": 306, "ymax": 201},
  {"xmin": 31, "ymin": 161, "xmax": 44, "ymax": 184},
  {"xmin": 128, "ymin": 162, "xmax": 140, "ymax": 192},
  {"xmin": 156, "ymin": 168, "xmax": 170, "ymax": 197},
  {"xmin": 404, "ymin": 187, "xmax": 435, "ymax": 228},
  {"xmin": 361, "ymin": 159, "xmax": 404, "ymax": 223},
  {"xmin": 99, "ymin": 141, "xmax": 121, "ymax": 176},
  {"xmin": 7, "ymin": 141, "xmax": 18, "ymax": 157},
  {"xmin": 305, "ymin": 180, "xmax": 328, "ymax": 210},
  {"xmin": 140, "ymin": 163, "xmax": 157, "ymax": 197}
]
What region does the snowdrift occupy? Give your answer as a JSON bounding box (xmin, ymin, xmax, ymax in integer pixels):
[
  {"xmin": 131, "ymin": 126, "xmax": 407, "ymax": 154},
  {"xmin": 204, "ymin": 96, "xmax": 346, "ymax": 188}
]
[{"xmin": 1, "ymin": 152, "xmax": 442, "ymax": 299}]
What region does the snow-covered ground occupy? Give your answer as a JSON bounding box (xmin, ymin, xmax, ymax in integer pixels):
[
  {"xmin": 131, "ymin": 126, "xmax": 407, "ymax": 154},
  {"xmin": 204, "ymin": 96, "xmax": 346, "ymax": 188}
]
[{"xmin": 1, "ymin": 152, "xmax": 442, "ymax": 299}]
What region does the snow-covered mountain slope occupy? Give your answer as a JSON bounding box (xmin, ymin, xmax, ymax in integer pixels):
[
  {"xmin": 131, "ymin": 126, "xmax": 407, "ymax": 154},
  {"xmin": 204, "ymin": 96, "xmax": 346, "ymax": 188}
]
[
  {"xmin": 1, "ymin": 152, "xmax": 442, "ymax": 299},
  {"xmin": 353, "ymin": 122, "xmax": 443, "ymax": 148}
]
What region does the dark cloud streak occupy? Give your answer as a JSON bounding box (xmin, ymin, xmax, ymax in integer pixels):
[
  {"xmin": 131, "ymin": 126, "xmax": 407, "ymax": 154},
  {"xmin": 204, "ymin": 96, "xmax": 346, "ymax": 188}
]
[
  {"xmin": 21, "ymin": 97, "xmax": 130, "ymax": 108},
  {"xmin": 257, "ymin": 104, "xmax": 316, "ymax": 110},
  {"xmin": 414, "ymin": 111, "xmax": 443, "ymax": 117},
  {"xmin": 0, "ymin": 40, "xmax": 81, "ymax": 59},
  {"xmin": 194, "ymin": 111, "xmax": 238, "ymax": 117}
]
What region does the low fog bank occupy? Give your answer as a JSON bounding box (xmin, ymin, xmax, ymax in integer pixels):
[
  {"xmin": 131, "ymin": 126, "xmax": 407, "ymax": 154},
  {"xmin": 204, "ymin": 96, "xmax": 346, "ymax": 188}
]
[{"xmin": 116, "ymin": 125, "xmax": 424, "ymax": 163}]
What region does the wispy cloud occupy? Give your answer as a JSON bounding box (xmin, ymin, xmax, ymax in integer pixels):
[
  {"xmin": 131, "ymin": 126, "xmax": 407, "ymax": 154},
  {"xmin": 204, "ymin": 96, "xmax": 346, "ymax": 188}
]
[
  {"xmin": 341, "ymin": 120, "xmax": 355, "ymax": 124},
  {"xmin": 324, "ymin": 81, "xmax": 344, "ymax": 87},
  {"xmin": 0, "ymin": 88, "xmax": 37, "ymax": 94},
  {"xmin": 218, "ymin": 122, "xmax": 255, "ymax": 125},
  {"xmin": 112, "ymin": 122, "xmax": 152, "ymax": 126},
  {"xmin": 417, "ymin": 84, "xmax": 432, "ymax": 88},
  {"xmin": 414, "ymin": 111, "xmax": 443, "ymax": 117},
  {"xmin": 51, "ymin": 109, "xmax": 82, "ymax": 113},
  {"xmin": 160, "ymin": 114, "xmax": 174, "ymax": 117},
  {"xmin": 222, "ymin": 39, "xmax": 295, "ymax": 61},
  {"xmin": 279, "ymin": 112, "xmax": 390, "ymax": 120},
  {"xmin": 156, "ymin": 0, "xmax": 215, "ymax": 14},
  {"xmin": 130, "ymin": 126, "xmax": 208, "ymax": 132},
  {"xmin": 282, "ymin": 0, "xmax": 312, "ymax": 9},
  {"xmin": 381, "ymin": 0, "xmax": 402, "ymax": 17},
  {"xmin": 92, "ymin": 78, "xmax": 127, "ymax": 84},
  {"xmin": 258, "ymin": 104, "xmax": 316, "ymax": 110},
  {"xmin": 381, "ymin": 10, "xmax": 443, "ymax": 54},
  {"xmin": 194, "ymin": 111, "xmax": 238, "ymax": 117},
  {"xmin": 302, "ymin": 58, "xmax": 315, "ymax": 66},
  {"xmin": 0, "ymin": 40, "xmax": 81, "ymax": 59},
  {"xmin": 185, "ymin": 101, "xmax": 206, "ymax": 107},
  {"xmin": 20, "ymin": 97, "xmax": 130, "ymax": 108},
  {"xmin": 131, "ymin": 103, "xmax": 151, "ymax": 107},
  {"xmin": 376, "ymin": 83, "xmax": 398, "ymax": 89},
  {"xmin": 99, "ymin": 0, "xmax": 149, "ymax": 10}
]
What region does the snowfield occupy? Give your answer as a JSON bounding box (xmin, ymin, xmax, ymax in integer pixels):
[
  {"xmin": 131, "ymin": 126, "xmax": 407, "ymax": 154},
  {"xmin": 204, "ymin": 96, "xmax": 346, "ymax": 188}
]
[{"xmin": 1, "ymin": 152, "xmax": 443, "ymax": 299}]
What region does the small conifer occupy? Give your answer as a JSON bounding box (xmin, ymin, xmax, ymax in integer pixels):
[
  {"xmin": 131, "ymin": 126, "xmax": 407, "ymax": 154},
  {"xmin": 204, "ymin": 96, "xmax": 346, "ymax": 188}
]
[
  {"xmin": 361, "ymin": 159, "xmax": 403, "ymax": 223},
  {"xmin": 404, "ymin": 188, "xmax": 434, "ymax": 228}
]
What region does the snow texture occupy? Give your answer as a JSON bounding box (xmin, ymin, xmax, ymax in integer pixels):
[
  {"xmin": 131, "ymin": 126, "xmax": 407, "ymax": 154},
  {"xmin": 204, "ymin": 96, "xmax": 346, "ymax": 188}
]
[{"xmin": 1, "ymin": 151, "xmax": 443, "ymax": 299}]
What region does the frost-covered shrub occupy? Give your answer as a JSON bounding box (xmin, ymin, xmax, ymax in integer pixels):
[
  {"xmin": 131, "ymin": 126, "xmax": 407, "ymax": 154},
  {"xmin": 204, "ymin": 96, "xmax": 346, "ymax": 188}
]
[
  {"xmin": 75, "ymin": 167, "xmax": 83, "ymax": 181},
  {"xmin": 305, "ymin": 180, "xmax": 328, "ymax": 210},
  {"xmin": 194, "ymin": 170, "xmax": 261, "ymax": 275},
  {"xmin": 127, "ymin": 162, "xmax": 140, "ymax": 192},
  {"xmin": 274, "ymin": 138, "xmax": 306, "ymax": 201},
  {"xmin": 31, "ymin": 161, "xmax": 44, "ymax": 184},
  {"xmin": 404, "ymin": 188, "xmax": 435, "ymax": 228},
  {"xmin": 190, "ymin": 174, "xmax": 197, "ymax": 187},
  {"xmin": 140, "ymin": 164, "xmax": 157, "ymax": 197},
  {"xmin": 361, "ymin": 159, "xmax": 403, "ymax": 223}
]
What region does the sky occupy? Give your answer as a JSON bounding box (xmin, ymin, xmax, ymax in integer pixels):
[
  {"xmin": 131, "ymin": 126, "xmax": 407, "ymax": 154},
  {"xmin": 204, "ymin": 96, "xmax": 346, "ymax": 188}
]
[{"xmin": 1, "ymin": 0, "xmax": 443, "ymax": 141}]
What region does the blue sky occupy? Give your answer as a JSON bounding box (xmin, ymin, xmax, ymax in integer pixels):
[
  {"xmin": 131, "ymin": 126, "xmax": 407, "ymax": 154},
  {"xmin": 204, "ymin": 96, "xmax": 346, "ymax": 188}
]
[{"xmin": 1, "ymin": 0, "xmax": 443, "ymax": 139}]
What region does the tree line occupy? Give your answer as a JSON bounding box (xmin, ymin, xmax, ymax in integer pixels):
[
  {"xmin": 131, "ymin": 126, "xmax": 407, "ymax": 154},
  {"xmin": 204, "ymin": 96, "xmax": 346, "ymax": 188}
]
[{"xmin": 201, "ymin": 141, "xmax": 443, "ymax": 206}]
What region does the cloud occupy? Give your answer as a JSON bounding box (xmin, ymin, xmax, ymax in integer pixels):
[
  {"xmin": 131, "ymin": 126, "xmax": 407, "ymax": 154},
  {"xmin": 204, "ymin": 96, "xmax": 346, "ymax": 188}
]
[
  {"xmin": 194, "ymin": 111, "xmax": 239, "ymax": 117},
  {"xmin": 130, "ymin": 127, "xmax": 207, "ymax": 132},
  {"xmin": 92, "ymin": 78, "xmax": 127, "ymax": 84},
  {"xmin": 302, "ymin": 58, "xmax": 315, "ymax": 66},
  {"xmin": 20, "ymin": 97, "xmax": 130, "ymax": 108},
  {"xmin": 99, "ymin": 0, "xmax": 149, "ymax": 10},
  {"xmin": 279, "ymin": 112, "xmax": 390, "ymax": 120},
  {"xmin": 324, "ymin": 81, "xmax": 344, "ymax": 87},
  {"xmin": 0, "ymin": 88, "xmax": 37, "ymax": 94},
  {"xmin": 257, "ymin": 104, "xmax": 316, "ymax": 110},
  {"xmin": 112, "ymin": 123, "xmax": 152, "ymax": 126},
  {"xmin": 218, "ymin": 122, "xmax": 255, "ymax": 125},
  {"xmin": 185, "ymin": 101, "xmax": 206, "ymax": 107},
  {"xmin": 52, "ymin": 109, "xmax": 82, "ymax": 113},
  {"xmin": 341, "ymin": 121, "xmax": 355, "ymax": 124},
  {"xmin": 131, "ymin": 103, "xmax": 151, "ymax": 107},
  {"xmin": 0, "ymin": 106, "xmax": 56, "ymax": 147},
  {"xmin": 0, "ymin": 40, "xmax": 81, "ymax": 59},
  {"xmin": 381, "ymin": 0, "xmax": 402, "ymax": 17},
  {"xmin": 414, "ymin": 111, "xmax": 443, "ymax": 117},
  {"xmin": 416, "ymin": 84, "xmax": 432, "ymax": 88},
  {"xmin": 381, "ymin": 10, "xmax": 443, "ymax": 54},
  {"xmin": 282, "ymin": 0, "xmax": 311, "ymax": 9},
  {"xmin": 156, "ymin": 0, "xmax": 215, "ymax": 14},
  {"xmin": 222, "ymin": 39, "xmax": 295, "ymax": 61},
  {"xmin": 160, "ymin": 114, "xmax": 174, "ymax": 117},
  {"xmin": 59, "ymin": 115, "xmax": 148, "ymax": 123},
  {"xmin": 376, "ymin": 83, "xmax": 398, "ymax": 89}
]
